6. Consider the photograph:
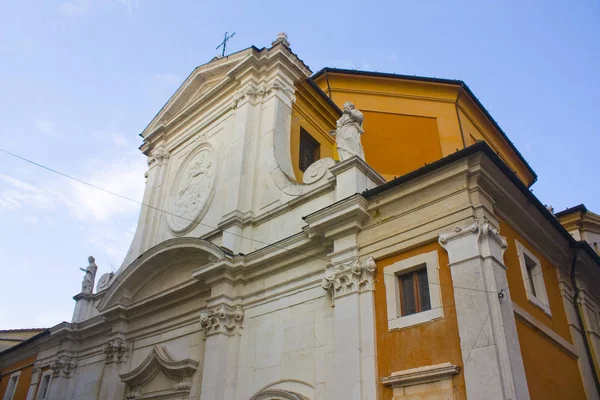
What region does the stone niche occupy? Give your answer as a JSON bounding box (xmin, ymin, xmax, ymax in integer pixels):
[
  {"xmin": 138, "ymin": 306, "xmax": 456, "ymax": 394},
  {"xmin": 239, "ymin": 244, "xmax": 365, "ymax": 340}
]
[{"xmin": 119, "ymin": 345, "xmax": 199, "ymax": 399}]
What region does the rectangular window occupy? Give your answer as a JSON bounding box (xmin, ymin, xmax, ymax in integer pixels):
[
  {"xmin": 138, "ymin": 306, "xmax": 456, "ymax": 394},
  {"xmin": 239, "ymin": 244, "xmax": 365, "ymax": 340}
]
[
  {"xmin": 384, "ymin": 251, "xmax": 443, "ymax": 330},
  {"xmin": 515, "ymin": 240, "xmax": 551, "ymax": 316},
  {"xmin": 299, "ymin": 128, "xmax": 320, "ymax": 172},
  {"xmin": 37, "ymin": 372, "xmax": 52, "ymax": 400},
  {"xmin": 3, "ymin": 373, "xmax": 20, "ymax": 400},
  {"xmin": 399, "ymin": 267, "xmax": 432, "ymax": 316}
]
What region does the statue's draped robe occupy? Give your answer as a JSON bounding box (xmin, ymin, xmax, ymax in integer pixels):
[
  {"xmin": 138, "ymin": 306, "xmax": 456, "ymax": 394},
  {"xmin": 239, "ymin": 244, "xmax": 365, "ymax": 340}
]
[{"xmin": 334, "ymin": 109, "xmax": 365, "ymax": 160}]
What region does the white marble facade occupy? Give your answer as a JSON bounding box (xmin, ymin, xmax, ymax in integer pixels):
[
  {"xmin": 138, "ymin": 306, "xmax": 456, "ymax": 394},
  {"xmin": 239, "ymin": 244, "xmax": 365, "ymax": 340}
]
[
  {"xmin": 25, "ymin": 37, "xmax": 385, "ymax": 400},
  {"xmin": 25, "ymin": 35, "xmax": 575, "ymax": 400}
]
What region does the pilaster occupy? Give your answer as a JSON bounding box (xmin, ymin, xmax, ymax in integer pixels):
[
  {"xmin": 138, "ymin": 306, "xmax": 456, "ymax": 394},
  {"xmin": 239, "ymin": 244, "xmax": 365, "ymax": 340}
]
[
  {"xmin": 47, "ymin": 354, "xmax": 76, "ymax": 400},
  {"xmin": 25, "ymin": 367, "xmax": 41, "ymax": 400},
  {"xmin": 439, "ymin": 219, "xmax": 529, "ymax": 400},
  {"xmin": 199, "ymin": 299, "xmax": 244, "ymax": 400}
]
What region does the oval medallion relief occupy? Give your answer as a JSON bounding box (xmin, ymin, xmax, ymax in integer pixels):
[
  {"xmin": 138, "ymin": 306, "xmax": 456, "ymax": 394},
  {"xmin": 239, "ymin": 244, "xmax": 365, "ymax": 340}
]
[{"xmin": 167, "ymin": 144, "xmax": 216, "ymax": 234}]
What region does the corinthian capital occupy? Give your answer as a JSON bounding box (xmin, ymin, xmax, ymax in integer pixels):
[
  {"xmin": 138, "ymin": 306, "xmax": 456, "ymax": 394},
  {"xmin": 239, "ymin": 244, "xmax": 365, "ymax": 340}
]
[
  {"xmin": 200, "ymin": 304, "xmax": 244, "ymax": 337},
  {"xmin": 104, "ymin": 338, "xmax": 128, "ymax": 364},
  {"xmin": 321, "ymin": 256, "xmax": 376, "ymax": 298},
  {"xmin": 147, "ymin": 145, "xmax": 170, "ymax": 166}
]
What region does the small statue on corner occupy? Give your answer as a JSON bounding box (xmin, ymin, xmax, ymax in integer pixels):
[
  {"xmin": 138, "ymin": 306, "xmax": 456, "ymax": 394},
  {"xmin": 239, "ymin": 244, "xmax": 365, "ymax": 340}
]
[
  {"xmin": 331, "ymin": 101, "xmax": 365, "ymax": 161},
  {"xmin": 80, "ymin": 256, "xmax": 98, "ymax": 295}
]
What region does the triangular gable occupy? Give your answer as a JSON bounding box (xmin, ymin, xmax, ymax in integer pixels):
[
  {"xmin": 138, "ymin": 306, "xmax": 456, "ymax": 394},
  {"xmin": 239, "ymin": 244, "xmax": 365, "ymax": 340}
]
[{"xmin": 140, "ymin": 47, "xmax": 257, "ymax": 139}]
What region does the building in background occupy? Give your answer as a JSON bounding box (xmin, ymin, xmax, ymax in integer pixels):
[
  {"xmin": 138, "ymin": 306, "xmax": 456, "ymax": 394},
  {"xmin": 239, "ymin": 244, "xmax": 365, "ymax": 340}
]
[
  {"xmin": 0, "ymin": 330, "xmax": 45, "ymax": 353},
  {"xmin": 0, "ymin": 330, "xmax": 49, "ymax": 400},
  {"xmin": 1, "ymin": 34, "xmax": 599, "ymax": 400}
]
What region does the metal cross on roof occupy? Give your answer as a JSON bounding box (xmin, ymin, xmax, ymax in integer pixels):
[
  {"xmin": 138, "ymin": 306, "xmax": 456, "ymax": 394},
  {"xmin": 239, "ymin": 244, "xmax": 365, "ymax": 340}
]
[{"xmin": 216, "ymin": 31, "xmax": 236, "ymax": 57}]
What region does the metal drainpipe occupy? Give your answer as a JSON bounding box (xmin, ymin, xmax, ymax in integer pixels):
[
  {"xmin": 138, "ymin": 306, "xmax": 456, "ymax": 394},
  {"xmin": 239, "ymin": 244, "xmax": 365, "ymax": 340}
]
[{"xmin": 570, "ymin": 245, "xmax": 600, "ymax": 396}]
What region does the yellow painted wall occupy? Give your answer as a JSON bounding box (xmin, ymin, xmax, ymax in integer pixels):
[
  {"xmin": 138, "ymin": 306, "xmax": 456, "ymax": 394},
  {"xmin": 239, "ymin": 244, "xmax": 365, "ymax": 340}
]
[
  {"xmin": 289, "ymin": 81, "xmax": 337, "ymax": 182},
  {"xmin": 0, "ymin": 355, "xmax": 36, "ymax": 400},
  {"xmin": 500, "ymin": 220, "xmax": 586, "ymax": 399},
  {"xmin": 312, "ymin": 72, "xmax": 536, "ymax": 186},
  {"xmin": 374, "ymin": 242, "xmax": 466, "ymax": 400},
  {"xmin": 361, "ymin": 111, "xmax": 441, "ymax": 180}
]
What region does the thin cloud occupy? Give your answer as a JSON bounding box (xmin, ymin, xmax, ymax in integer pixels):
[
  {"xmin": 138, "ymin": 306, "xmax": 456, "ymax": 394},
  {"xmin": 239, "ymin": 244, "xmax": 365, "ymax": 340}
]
[
  {"xmin": 0, "ymin": 175, "xmax": 56, "ymax": 212},
  {"xmin": 59, "ymin": 0, "xmax": 91, "ymax": 16},
  {"xmin": 36, "ymin": 120, "xmax": 55, "ymax": 136}
]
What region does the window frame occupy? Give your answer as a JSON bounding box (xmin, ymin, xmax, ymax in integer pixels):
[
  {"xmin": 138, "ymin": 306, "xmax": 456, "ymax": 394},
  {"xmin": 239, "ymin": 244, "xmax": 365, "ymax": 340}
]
[
  {"xmin": 384, "ymin": 250, "xmax": 443, "ymax": 331},
  {"xmin": 3, "ymin": 371, "xmax": 21, "ymax": 400},
  {"xmin": 298, "ymin": 128, "xmax": 320, "ymax": 172},
  {"xmin": 515, "ymin": 240, "xmax": 551, "ymax": 316},
  {"xmin": 36, "ymin": 370, "xmax": 52, "ymax": 400}
]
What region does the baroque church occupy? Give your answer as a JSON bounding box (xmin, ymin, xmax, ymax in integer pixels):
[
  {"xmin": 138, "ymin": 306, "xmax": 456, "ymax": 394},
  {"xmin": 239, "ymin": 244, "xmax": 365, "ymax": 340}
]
[{"xmin": 2, "ymin": 33, "xmax": 600, "ymax": 400}]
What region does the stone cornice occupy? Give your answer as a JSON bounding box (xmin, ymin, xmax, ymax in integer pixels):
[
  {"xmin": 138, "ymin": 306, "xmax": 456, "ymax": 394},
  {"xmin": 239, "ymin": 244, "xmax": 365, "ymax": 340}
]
[
  {"xmin": 303, "ymin": 195, "xmax": 369, "ymax": 239},
  {"xmin": 381, "ymin": 362, "xmax": 460, "ymax": 388},
  {"xmin": 329, "ymin": 156, "xmax": 385, "ymax": 186}
]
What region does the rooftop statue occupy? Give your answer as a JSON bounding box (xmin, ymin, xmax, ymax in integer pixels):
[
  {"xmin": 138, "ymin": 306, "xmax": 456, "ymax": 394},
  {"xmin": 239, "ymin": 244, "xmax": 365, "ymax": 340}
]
[
  {"xmin": 331, "ymin": 101, "xmax": 365, "ymax": 161},
  {"xmin": 79, "ymin": 256, "xmax": 98, "ymax": 295}
]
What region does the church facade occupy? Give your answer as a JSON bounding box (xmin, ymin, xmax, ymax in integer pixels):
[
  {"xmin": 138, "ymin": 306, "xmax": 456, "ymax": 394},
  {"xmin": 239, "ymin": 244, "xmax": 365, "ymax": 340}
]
[{"xmin": 2, "ymin": 34, "xmax": 600, "ymax": 400}]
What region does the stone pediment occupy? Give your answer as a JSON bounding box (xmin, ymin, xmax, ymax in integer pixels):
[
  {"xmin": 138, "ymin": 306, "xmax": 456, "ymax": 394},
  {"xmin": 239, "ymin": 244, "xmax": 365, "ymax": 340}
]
[
  {"xmin": 141, "ymin": 48, "xmax": 254, "ymax": 139},
  {"xmin": 120, "ymin": 345, "xmax": 198, "ymax": 399}
]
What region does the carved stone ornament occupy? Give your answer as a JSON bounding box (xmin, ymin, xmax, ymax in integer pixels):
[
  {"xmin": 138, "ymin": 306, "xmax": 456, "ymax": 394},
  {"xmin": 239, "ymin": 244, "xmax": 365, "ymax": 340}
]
[
  {"xmin": 79, "ymin": 256, "xmax": 98, "ymax": 295},
  {"xmin": 166, "ymin": 144, "xmax": 216, "ymax": 234},
  {"xmin": 200, "ymin": 304, "xmax": 244, "ymax": 336},
  {"xmin": 147, "ymin": 145, "xmax": 170, "ymax": 166},
  {"xmin": 271, "ymin": 32, "xmax": 291, "ymax": 47},
  {"xmin": 96, "ymin": 272, "xmax": 114, "ymax": 292},
  {"xmin": 438, "ymin": 219, "xmax": 508, "ymax": 265},
  {"xmin": 321, "ymin": 256, "xmax": 376, "ymax": 298},
  {"xmin": 232, "ymin": 79, "xmax": 295, "ymax": 109},
  {"xmin": 51, "ymin": 356, "xmax": 77, "ymax": 378},
  {"xmin": 104, "ymin": 338, "xmax": 128, "ymax": 364},
  {"xmin": 331, "ymin": 101, "xmax": 365, "ymax": 161},
  {"xmin": 302, "ymin": 157, "xmax": 335, "ymax": 184},
  {"xmin": 119, "ymin": 345, "xmax": 199, "ymax": 399}
]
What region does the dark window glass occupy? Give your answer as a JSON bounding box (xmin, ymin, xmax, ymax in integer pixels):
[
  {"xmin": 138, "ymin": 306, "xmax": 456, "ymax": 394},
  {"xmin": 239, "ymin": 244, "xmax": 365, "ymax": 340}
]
[
  {"xmin": 525, "ymin": 255, "xmax": 537, "ymax": 297},
  {"xmin": 417, "ymin": 268, "xmax": 431, "ymax": 311},
  {"xmin": 399, "ymin": 266, "xmax": 431, "ymax": 316},
  {"xmin": 400, "ymin": 274, "xmax": 417, "ymax": 316},
  {"xmin": 299, "ymin": 128, "xmax": 320, "ymax": 172}
]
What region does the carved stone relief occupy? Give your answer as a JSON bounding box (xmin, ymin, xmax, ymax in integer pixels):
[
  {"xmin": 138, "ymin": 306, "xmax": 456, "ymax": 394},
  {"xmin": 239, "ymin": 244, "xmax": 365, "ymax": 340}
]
[
  {"xmin": 104, "ymin": 338, "xmax": 128, "ymax": 364},
  {"xmin": 200, "ymin": 304, "xmax": 244, "ymax": 336},
  {"xmin": 51, "ymin": 355, "xmax": 77, "ymax": 378},
  {"xmin": 321, "ymin": 256, "xmax": 377, "ymax": 298},
  {"xmin": 302, "ymin": 158, "xmax": 335, "ymax": 184},
  {"xmin": 166, "ymin": 144, "xmax": 216, "ymax": 234}
]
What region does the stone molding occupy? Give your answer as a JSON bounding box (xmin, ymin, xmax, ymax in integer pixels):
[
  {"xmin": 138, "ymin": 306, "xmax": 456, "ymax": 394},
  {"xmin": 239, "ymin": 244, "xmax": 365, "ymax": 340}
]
[
  {"xmin": 50, "ymin": 355, "xmax": 77, "ymax": 378},
  {"xmin": 200, "ymin": 304, "xmax": 244, "ymax": 336},
  {"xmin": 321, "ymin": 256, "xmax": 376, "ymax": 298},
  {"xmin": 120, "ymin": 345, "xmax": 199, "ymax": 399},
  {"xmin": 147, "ymin": 145, "xmax": 170, "ymax": 166},
  {"xmin": 439, "ymin": 219, "xmax": 508, "ymax": 264},
  {"xmin": 512, "ymin": 302, "xmax": 577, "ymax": 358},
  {"xmin": 381, "ymin": 362, "xmax": 460, "ymax": 388},
  {"xmin": 232, "ymin": 78, "xmax": 296, "ymax": 109},
  {"xmin": 329, "ymin": 155, "xmax": 386, "ymax": 186},
  {"xmin": 104, "ymin": 338, "xmax": 128, "ymax": 364}
]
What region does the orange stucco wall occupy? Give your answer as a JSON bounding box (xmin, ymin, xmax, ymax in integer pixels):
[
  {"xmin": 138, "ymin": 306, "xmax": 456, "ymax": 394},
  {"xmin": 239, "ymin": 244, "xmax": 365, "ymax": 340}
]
[
  {"xmin": 290, "ymin": 82, "xmax": 337, "ymax": 181},
  {"xmin": 500, "ymin": 220, "xmax": 586, "ymax": 399},
  {"xmin": 374, "ymin": 242, "xmax": 466, "ymax": 400},
  {"xmin": 0, "ymin": 355, "xmax": 36, "ymax": 400},
  {"xmin": 361, "ymin": 111, "xmax": 442, "ymax": 180},
  {"xmin": 312, "ymin": 72, "xmax": 535, "ymax": 186}
]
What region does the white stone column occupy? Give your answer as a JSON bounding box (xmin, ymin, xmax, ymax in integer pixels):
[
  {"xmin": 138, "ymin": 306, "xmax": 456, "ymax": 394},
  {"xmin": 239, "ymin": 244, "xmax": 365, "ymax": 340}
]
[
  {"xmin": 322, "ymin": 253, "xmax": 378, "ymax": 400},
  {"xmin": 439, "ymin": 220, "xmax": 530, "ymax": 400},
  {"xmin": 198, "ymin": 303, "xmax": 244, "ymax": 400},
  {"xmin": 97, "ymin": 337, "xmax": 128, "ymax": 399},
  {"xmin": 47, "ymin": 355, "xmax": 76, "ymax": 400},
  {"xmin": 25, "ymin": 367, "xmax": 41, "ymax": 400}
]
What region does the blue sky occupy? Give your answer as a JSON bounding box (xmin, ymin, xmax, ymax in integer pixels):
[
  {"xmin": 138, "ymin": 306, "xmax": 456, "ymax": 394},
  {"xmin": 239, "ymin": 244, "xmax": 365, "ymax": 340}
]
[{"xmin": 0, "ymin": 0, "xmax": 598, "ymax": 329}]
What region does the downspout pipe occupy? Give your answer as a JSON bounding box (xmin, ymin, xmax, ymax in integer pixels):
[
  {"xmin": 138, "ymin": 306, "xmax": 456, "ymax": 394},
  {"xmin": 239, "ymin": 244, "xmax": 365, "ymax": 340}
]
[{"xmin": 570, "ymin": 244, "xmax": 600, "ymax": 396}]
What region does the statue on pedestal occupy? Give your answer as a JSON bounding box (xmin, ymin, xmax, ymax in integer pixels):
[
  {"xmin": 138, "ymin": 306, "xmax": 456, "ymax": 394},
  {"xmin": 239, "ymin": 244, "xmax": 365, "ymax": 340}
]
[
  {"xmin": 331, "ymin": 101, "xmax": 365, "ymax": 161},
  {"xmin": 80, "ymin": 256, "xmax": 98, "ymax": 295}
]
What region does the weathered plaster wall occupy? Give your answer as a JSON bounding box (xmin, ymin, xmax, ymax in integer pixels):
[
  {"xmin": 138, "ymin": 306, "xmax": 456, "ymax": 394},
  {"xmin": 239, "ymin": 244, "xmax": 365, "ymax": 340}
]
[
  {"xmin": 0, "ymin": 355, "xmax": 36, "ymax": 400},
  {"xmin": 500, "ymin": 220, "xmax": 586, "ymax": 399},
  {"xmin": 374, "ymin": 242, "xmax": 466, "ymax": 400}
]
